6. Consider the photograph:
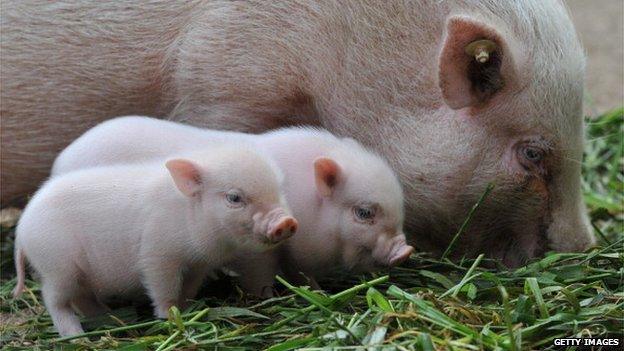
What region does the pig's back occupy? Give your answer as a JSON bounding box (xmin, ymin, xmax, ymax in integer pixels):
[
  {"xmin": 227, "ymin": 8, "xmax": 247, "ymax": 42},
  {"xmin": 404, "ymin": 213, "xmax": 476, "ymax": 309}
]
[
  {"xmin": 52, "ymin": 116, "xmax": 253, "ymax": 175},
  {"xmin": 258, "ymin": 128, "xmax": 341, "ymax": 169},
  {"xmin": 18, "ymin": 164, "xmax": 173, "ymax": 296}
]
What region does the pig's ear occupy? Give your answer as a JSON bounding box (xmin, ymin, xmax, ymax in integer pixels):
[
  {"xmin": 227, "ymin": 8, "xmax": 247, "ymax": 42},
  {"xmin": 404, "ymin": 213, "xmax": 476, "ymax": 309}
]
[
  {"xmin": 438, "ymin": 15, "xmax": 521, "ymax": 109},
  {"xmin": 165, "ymin": 159, "xmax": 203, "ymax": 197},
  {"xmin": 313, "ymin": 157, "xmax": 342, "ymax": 197}
]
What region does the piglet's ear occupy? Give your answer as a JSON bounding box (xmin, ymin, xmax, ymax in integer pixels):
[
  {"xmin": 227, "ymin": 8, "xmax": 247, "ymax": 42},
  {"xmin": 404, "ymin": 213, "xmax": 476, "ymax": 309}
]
[
  {"xmin": 438, "ymin": 15, "xmax": 521, "ymax": 109},
  {"xmin": 313, "ymin": 157, "xmax": 341, "ymax": 198},
  {"xmin": 165, "ymin": 159, "xmax": 203, "ymax": 197}
]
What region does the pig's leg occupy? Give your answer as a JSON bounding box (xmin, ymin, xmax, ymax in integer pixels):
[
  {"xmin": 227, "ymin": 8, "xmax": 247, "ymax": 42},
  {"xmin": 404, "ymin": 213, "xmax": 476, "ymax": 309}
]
[
  {"xmin": 237, "ymin": 274, "xmax": 276, "ymax": 298},
  {"xmin": 235, "ymin": 253, "xmax": 279, "ymax": 298},
  {"xmin": 41, "ymin": 280, "xmax": 84, "ymax": 336},
  {"xmin": 71, "ymin": 290, "xmax": 109, "ymax": 318},
  {"xmin": 283, "ymin": 272, "xmax": 321, "ymax": 291},
  {"xmin": 279, "ymin": 255, "xmax": 322, "ymax": 291},
  {"xmin": 178, "ymin": 265, "xmax": 209, "ymax": 308},
  {"xmin": 308, "ymin": 278, "xmax": 322, "ymax": 291},
  {"xmin": 142, "ymin": 260, "xmax": 183, "ymax": 319}
]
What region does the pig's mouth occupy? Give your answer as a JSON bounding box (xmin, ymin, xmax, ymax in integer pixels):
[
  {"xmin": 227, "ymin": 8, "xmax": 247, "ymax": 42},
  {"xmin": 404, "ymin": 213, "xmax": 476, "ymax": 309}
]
[
  {"xmin": 456, "ymin": 180, "xmax": 553, "ymax": 268},
  {"xmin": 255, "ymin": 233, "xmax": 284, "ymax": 249},
  {"xmin": 494, "ymin": 216, "xmax": 550, "ymax": 267},
  {"xmin": 343, "ymin": 246, "xmax": 377, "ymax": 272},
  {"xmin": 506, "ymin": 195, "xmax": 552, "ymax": 267},
  {"xmin": 234, "ymin": 231, "xmax": 281, "ymax": 252},
  {"xmin": 346, "ymin": 245, "xmax": 399, "ymax": 272},
  {"xmin": 534, "ymin": 216, "xmax": 550, "ymax": 255},
  {"xmin": 257, "ymin": 234, "xmax": 282, "ymax": 247}
]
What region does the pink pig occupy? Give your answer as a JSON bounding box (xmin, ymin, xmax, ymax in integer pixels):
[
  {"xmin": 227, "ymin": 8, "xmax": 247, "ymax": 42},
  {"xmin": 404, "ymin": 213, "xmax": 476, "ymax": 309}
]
[
  {"xmin": 52, "ymin": 116, "xmax": 414, "ymax": 295},
  {"xmin": 13, "ymin": 145, "xmax": 297, "ymax": 336},
  {"xmin": 2, "ymin": 1, "xmax": 594, "ymax": 265},
  {"xmin": 236, "ymin": 128, "xmax": 414, "ymax": 294}
]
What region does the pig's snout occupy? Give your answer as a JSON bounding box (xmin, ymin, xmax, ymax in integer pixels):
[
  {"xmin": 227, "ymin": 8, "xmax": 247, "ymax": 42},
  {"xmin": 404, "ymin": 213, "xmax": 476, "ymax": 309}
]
[
  {"xmin": 254, "ymin": 207, "xmax": 298, "ymax": 244},
  {"xmin": 388, "ymin": 244, "xmax": 414, "ymax": 266},
  {"xmin": 374, "ymin": 234, "xmax": 414, "ymax": 267},
  {"xmin": 267, "ymin": 216, "xmax": 298, "ymax": 242}
]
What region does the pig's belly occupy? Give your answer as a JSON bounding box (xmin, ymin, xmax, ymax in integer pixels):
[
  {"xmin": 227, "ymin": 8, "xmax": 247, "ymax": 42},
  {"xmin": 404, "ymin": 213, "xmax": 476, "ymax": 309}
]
[
  {"xmin": 87, "ymin": 261, "xmax": 144, "ymax": 299},
  {"xmin": 79, "ymin": 235, "xmax": 144, "ymax": 298}
]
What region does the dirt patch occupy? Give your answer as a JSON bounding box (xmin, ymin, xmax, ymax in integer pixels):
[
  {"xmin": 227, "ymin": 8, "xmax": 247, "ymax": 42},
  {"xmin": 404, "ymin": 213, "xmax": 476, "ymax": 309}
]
[{"xmin": 567, "ymin": 0, "xmax": 624, "ymax": 114}]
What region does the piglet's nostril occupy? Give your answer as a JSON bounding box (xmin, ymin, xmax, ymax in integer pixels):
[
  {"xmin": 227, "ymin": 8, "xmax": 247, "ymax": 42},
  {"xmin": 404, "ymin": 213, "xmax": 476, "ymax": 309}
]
[
  {"xmin": 267, "ymin": 216, "xmax": 298, "ymax": 242},
  {"xmin": 287, "ymin": 218, "xmax": 298, "ymax": 234}
]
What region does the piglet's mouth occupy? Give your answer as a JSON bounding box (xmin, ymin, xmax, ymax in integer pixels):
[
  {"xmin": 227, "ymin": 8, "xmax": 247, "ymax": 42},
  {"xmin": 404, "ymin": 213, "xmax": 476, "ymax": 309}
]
[
  {"xmin": 343, "ymin": 247, "xmax": 375, "ymax": 272},
  {"xmin": 235, "ymin": 233, "xmax": 281, "ymax": 252},
  {"xmin": 255, "ymin": 234, "xmax": 282, "ymax": 247},
  {"xmin": 348, "ymin": 245, "xmax": 412, "ymax": 272}
]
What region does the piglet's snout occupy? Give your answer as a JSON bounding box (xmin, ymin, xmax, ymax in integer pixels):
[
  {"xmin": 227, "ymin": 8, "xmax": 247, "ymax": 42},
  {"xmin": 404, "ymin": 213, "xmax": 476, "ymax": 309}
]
[
  {"xmin": 254, "ymin": 207, "xmax": 298, "ymax": 243},
  {"xmin": 267, "ymin": 216, "xmax": 298, "ymax": 242},
  {"xmin": 375, "ymin": 234, "xmax": 414, "ymax": 267},
  {"xmin": 388, "ymin": 243, "xmax": 414, "ymax": 266}
]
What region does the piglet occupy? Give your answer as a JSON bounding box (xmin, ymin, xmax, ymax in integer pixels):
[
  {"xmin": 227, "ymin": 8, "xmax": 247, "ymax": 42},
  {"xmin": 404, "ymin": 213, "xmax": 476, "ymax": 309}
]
[
  {"xmin": 236, "ymin": 128, "xmax": 414, "ymax": 294},
  {"xmin": 51, "ymin": 116, "xmax": 414, "ymax": 296},
  {"xmin": 13, "ymin": 145, "xmax": 297, "ymax": 336}
]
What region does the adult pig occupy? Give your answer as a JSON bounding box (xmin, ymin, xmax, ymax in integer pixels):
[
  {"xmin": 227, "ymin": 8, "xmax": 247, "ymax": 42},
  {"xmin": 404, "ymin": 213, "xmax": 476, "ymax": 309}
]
[{"xmin": 0, "ymin": 1, "xmax": 594, "ymax": 264}]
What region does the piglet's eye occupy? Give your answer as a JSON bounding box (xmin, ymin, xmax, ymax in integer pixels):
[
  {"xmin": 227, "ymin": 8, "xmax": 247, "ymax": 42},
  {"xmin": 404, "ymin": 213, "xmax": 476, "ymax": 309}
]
[
  {"xmin": 225, "ymin": 190, "xmax": 245, "ymax": 208},
  {"xmin": 354, "ymin": 206, "xmax": 375, "ymax": 223},
  {"xmin": 226, "ymin": 193, "xmax": 241, "ymax": 203}
]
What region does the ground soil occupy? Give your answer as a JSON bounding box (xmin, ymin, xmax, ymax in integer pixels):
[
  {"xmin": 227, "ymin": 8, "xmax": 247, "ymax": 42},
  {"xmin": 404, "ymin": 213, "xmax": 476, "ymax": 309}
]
[{"xmin": 567, "ymin": 0, "xmax": 623, "ymax": 114}]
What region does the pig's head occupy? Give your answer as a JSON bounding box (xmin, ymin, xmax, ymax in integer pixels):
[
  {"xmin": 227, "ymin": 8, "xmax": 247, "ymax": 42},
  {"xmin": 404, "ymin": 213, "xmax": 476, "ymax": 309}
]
[
  {"xmin": 165, "ymin": 147, "xmax": 297, "ymax": 252},
  {"xmin": 312, "ymin": 148, "xmax": 414, "ymax": 272},
  {"xmin": 430, "ymin": 3, "xmax": 594, "ymax": 265},
  {"xmin": 311, "ymin": 1, "xmax": 594, "ymax": 266}
]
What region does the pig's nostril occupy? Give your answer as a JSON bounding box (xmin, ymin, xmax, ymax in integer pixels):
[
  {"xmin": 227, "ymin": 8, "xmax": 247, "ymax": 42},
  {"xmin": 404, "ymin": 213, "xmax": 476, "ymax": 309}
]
[
  {"xmin": 268, "ymin": 217, "xmax": 297, "ymax": 241},
  {"xmin": 286, "ymin": 218, "xmax": 298, "ymax": 235},
  {"xmin": 274, "ymin": 228, "xmax": 283, "ymax": 238}
]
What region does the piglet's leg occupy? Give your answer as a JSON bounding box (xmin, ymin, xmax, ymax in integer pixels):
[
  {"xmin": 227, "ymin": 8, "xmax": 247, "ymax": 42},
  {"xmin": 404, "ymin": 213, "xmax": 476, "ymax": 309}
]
[
  {"xmin": 237, "ymin": 273, "xmax": 276, "ymax": 298},
  {"xmin": 142, "ymin": 259, "xmax": 183, "ymax": 319},
  {"xmin": 281, "ymin": 269, "xmax": 322, "ymax": 291},
  {"xmin": 236, "ymin": 252, "xmax": 279, "ymax": 298},
  {"xmin": 71, "ymin": 290, "xmax": 109, "ymax": 318},
  {"xmin": 280, "ymin": 259, "xmax": 322, "ymax": 291},
  {"xmin": 42, "ymin": 280, "xmax": 84, "ymax": 336},
  {"xmin": 307, "ymin": 278, "xmax": 322, "ymax": 291},
  {"xmin": 178, "ymin": 265, "xmax": 209, "ymax": 308}
]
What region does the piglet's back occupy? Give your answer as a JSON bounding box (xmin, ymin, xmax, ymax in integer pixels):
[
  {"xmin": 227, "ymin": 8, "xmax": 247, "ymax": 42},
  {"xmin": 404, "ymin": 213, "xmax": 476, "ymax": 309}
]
[
  {"xmin": 258, "ymin": 127, "xmax": 396, "ymax": 193},
  {"xmin": 52, "ymin": 116, "xmax": 250, "ymax": 176},
  {"xmin": 16, "ymin": 163, "xmax": 175, "ymax": 294},
  {"xmin": 258, "ymin": 128, "xmax": 343, "ymax": 182}
]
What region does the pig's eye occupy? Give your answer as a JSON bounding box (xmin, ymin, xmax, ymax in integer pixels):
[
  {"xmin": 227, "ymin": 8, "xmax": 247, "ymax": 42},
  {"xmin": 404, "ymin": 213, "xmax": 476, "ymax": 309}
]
[
  {"xmin": 225, "ymin": 190, "xmax": 245, "ymax": 208},
  {"xmin": 353, "ymin": 206, "xmax": 376, "ymax": 223},
  {"xmin": 515, "ymin": 141, "xmax": 550, "ymax": 176},
  {"xmin": 511, "ymin": 139, "xmax": 550, "ymax": 178},
  {"xmin": 522, "ymin": 146, "xmax": 544, "ymax": 163}
]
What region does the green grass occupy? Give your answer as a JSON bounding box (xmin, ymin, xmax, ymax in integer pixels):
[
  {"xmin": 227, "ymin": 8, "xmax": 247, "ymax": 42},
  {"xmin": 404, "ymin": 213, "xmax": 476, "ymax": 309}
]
[{"xmin": 1, "ymin": 109, "xmax": 622, "ymax": 350}]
